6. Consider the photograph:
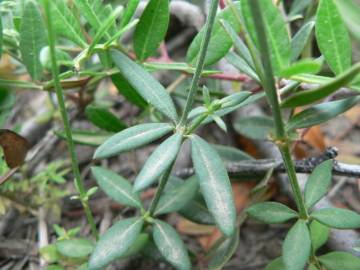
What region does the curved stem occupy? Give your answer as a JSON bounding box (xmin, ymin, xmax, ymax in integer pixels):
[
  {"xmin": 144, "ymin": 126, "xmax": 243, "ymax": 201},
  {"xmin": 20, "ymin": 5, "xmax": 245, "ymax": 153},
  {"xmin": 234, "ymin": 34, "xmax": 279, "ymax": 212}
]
[{"xmin": 44, "ymin": 0, "xmax": 99, "ymax": 239}]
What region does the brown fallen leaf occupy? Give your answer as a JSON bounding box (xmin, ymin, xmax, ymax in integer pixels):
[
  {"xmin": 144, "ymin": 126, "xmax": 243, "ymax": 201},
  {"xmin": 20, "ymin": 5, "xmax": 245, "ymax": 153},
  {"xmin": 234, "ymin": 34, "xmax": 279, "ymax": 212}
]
[{"xmin": 0, "ymin": 129, "xmax": 29, "ymax": 168}]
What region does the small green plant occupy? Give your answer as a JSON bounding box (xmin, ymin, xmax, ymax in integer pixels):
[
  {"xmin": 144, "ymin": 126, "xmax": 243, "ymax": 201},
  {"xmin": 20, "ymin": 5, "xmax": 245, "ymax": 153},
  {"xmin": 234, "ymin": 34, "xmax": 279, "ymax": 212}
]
[{"xmin": 1, "ymin": 0, "xmax": 360, "ymax": 269}]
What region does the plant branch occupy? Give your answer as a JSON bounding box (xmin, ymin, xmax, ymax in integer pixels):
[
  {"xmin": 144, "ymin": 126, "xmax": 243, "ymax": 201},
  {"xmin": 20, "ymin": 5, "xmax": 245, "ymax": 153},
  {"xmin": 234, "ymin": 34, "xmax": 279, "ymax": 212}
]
[
  {"xmin": 148, "ymin": 162, "xmax": 175, "ymax": 216},
  {"xmin": 44, "ymin": 0, "xmax": 99, "ymax": 239},
  {"xmin": 248, "ymin": 0, "xmax": 308, "ymax": 218},
  {"xmin": 178, "ymin": 0, "xmax": 220, "ymax": 127}
]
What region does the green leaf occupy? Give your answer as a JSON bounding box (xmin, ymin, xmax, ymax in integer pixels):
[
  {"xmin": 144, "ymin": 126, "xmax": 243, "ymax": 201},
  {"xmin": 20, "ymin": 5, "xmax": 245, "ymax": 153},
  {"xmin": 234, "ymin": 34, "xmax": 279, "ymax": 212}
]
[
  {"xmin": 225, "ymin": 52, "xmax": 260, "ymax": 81},
  {"xmin": 291, "ymin": 21, "xmax": 315, "ymax": 61},
  {"xmin": 94, "ymin": 123, "xmax": 173, "ymax": 159},
  {"xmin": 191, "ymin": 135, "xmax": 236, "ymax": 236},
  {"xmin": 111, "ymin": 73, "xmax": 147, "ymax": 108},
  {"xmin": 265, "ymin": 257, "xmax": 286, "ymax": 270},
  {"xmin": 207, "ymin": 229, "xmax": 240, "ymax": 270},
  {"xmin": 87, "ymin": 6, "xmax": 123, "ymax": 55},
  {"xmin": 179, "ymin": 194, "xmax": 215, "ymax": 225},
  {"xmin": 133, "ymin": 133, "xmax": 182, "ymax": 192},
  {"xmin": 73, "ymin": 0, "xmax": 112, "ymax": 38},
  {"xmin": 282, "ymin": 63, "xmax": 360, "ymax": 108},
  {"xmin": 309, "ymin": 220, "xmax": 330, "ymax": 252},
  {"xmin": 152, "ymin": 220, "xmax": 191, "ymax": 270},
  {"xmin": 55, "ymin": 238, "xmax": 94, "ymax": 259},
  {"xmin": 304, "ymin": 160, "xmax": 333, "ymax": 209},
  {"xmin": 120, "ymin": 0, "xmax": 140, "ymax": 29},
  {"xmin": 319, "ymin": 252, "xmax": 360, "ymax": 270},
  {"xmin": 280, "ymin": 59, "xmax": 321, "ymax": 78},
  {"xmin": 120, "ymin": 233, "xmax": 149, "ymax": 258},
  {"xmin": 154, "ymin": 177, "xmax": 199, "ymax": 215},
  {"xmin": 234, "ymin": 116, "xmax": 274, "ymax": 140},
  {"xmin": 55, "ymin": 129, "xmax": 110, "ymax": 146},
  {"xmin": 219, "ymin": 91, "xmax": 252, "ymax": 109},
  {"xmin": 286, "ymin": 96, "xmax": 360, "ymax": 130},
  {"xmin": 308, "ymin": 264, "xmax": 318, "ymax": 270},
  {"xmin": 85, "ymin": 104, "xmax": 127, "ymax": 133},
  {"xmin": 312, "ymin": 207, "xmax": 360, "ymax": 229},
  {"xmin": 246, "ymin": 202, "xmax": 298, "ymax": 224},
  {"xmin": 242, "ymin": 0, "xmax": 290, "ymax": 74},
  {"xmin": 220, "ymin": 19, "xmax": 254, "ymax": 68},
  {"xmin": 187, "ymin": 2, "xmax": 242, "ymax": 66},
  {"xmin": 316, "ymin": 0, "xmax": 351, "ymax": 75},
  {"xmin": 334, "ymin": 0, "xmax": 360, "ymax": 43},
  {"xmin": 91, "ymin": 166, "xmax": 142, "ymax": 209},
  {"xmin": 89, "ymin": 217, "xmax": 144, "ymax": 270},
  {"xmin": 20, "ymin": 0, "xmax": 47, "ymax": 81},
  {"xmin": 134, "ymin": 0, "xmax": 169, "ymax": 61},
  {"xmin": 110, "ymin": 50, "xmax": 178, "ymax": 122},
  {"xmin": 289, "ymin": 0, "xmax": 312, "ymax": 16},
  {"xmin": 213, "ymin": 144, "xmax": 254, "ymax": 162},
  {"xmin": 283, "ymin": 220, "xmax": 311, "ymax": 270},
  {"xmin": 47, "ymin": 0, "xmax": 87, "ymax": 47}
]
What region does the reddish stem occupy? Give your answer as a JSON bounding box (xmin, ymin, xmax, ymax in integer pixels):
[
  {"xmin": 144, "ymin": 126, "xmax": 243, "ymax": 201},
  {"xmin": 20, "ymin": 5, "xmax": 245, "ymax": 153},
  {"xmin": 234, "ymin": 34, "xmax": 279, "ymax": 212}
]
[{"xmin": 207, "ymin": 73, "xmax": 249, "ymax": 82}]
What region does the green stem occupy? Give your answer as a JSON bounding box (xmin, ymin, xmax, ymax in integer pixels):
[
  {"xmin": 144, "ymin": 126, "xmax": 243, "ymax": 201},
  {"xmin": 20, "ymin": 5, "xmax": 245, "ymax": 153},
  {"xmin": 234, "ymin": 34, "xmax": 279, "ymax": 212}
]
[
  {"xmin": 248, "ymin": 0, "xmax": 308, "ymax": 219},
  {"xmin": 44, "ymin": 0, "xmax": 99, "ymax": 239},
  {"xmin": 148, "ymin": 162, "xmax": 175, "ymax": 216},
  {"xmin": 178, "ymin": 0, "xmax": 220, "ymax": 127}
]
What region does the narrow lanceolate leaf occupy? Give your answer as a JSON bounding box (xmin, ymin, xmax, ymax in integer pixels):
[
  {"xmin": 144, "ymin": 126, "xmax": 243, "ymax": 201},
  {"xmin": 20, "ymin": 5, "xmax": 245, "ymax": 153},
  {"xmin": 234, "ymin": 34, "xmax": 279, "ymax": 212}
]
[
  {"xmin": 89, "ymin": 217, "xmax": 144, "ymax": 270},
  {"xmin": 207, "ymin": 229, "xmax": 240, "ymax": 270},
  {"xmin": 56, "ymin": 238, "xmax": 94, "ymax": 258},
  {"xmin": 226, "ymin": 52, "xmax": 259, "ymax": 81},
  {"xmin": 304, "ymin": 160, "xmax": 333, "ymax": 209},
  {"xmin": 290, "ymin": 21, "xmax": 315, "ymax": 61},
  {"xmin": 94, "ymin": 123, "xmax": 173, "ymax": 159},
  {"xmin": 111, "ymin": 73, "xmax": 147, "ymax": 109},
  {"xmin": 179, "ymin": 194, "xmax": 215, "ymax": 225},
  {"xmin": 319, "ymin": 252, "xmax": 360, "ymax": 270},
  {"xmin": 280, "ymin": 59, "xmax": 321, "ymax": 78},
  {"xmin": 152, "ymin": 220, "xmax": 191, "ymax": 270},
  {"xmin": 312, "ymin": 208, "xmax": 360, "ymax": 229},
  {"xmin": 220, "ymin": 19, "xmax": 254, "ymax": 68},
  {"xmin": 91, "ymin": 166, "xmax": 142, "ymax": 209},
  {"xmin": 283, "ymin": 220, "xmax": 311, "ymax": 270},
  {"xmin": 242, "ymin": 0, "xmax": 290, "ymax": 74},
  {"xmin": 56, "ymin": 129, "xmax": 110, "ymax": 146},
  {"xmin": 48, "ymin": 0, "xmax": 87, "ymax": 47},
  {"xmin": 316, "ymin": 0, "xmax": 351, "ymax": 75},
  {"xmin": 286, "ymin": 96, "xmax": 360, "ymax": 130},
  {"xmin": 281, "ymin": 63, "xmax": 360, "ymax": 108},
  {"xmin": 246, "ymin": 202, "xmax": 298, "ymax": 224},
  {"xmin": 20, "ymin": 0, "xmax": 47, "ymax": 81},
  {"xmin": 335, "ymin": 0, "xmax": 360, "ymax": 43},
  {"xmin": 87, "ymin": 6, "xmax": 123, "ymax": 55},
  {"xmin": 154, "ymin": 177, "xmax": 199, "ymax": 215},
  {"xmin": 234, "ymin": 116, "xmax": 274, "ymax": 140},
  {"xmin": 191, "ymin": 135, "xmax": 236, "ymax": 236},
  {"xmin": 310, "ymin": 220, "xmax": 330, "ymax": 252},
  {"xmin": 120, "ymin": 0, "xmax": 140, "ymax": 29},
  {"xmin": 133, "ymin": 133, "xmax": 182, "ymax": 192},
  {"xmin": 134, "ymin": 0, "xmax": 169, "ymax": 61},
  {"xmin": 73, "ymin": 0, "xmax": 112, "ymax": 38},
  {"xmin": 110, "ymin": 50, "xmax": 178, "ymax": 122},
  {"xmin": 186, "ymin": 2, "xmax": 242, "ymax": 66},
  {"xmin": 265, "ymin": 257, "xmax": 286, "ymax": 270},
  {"xmin": 85, "ymin": 104, "xmax": 127, "ymax": 133}
]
